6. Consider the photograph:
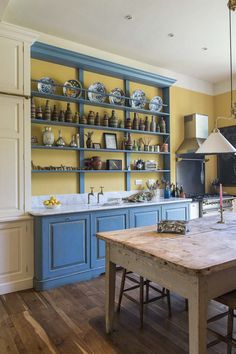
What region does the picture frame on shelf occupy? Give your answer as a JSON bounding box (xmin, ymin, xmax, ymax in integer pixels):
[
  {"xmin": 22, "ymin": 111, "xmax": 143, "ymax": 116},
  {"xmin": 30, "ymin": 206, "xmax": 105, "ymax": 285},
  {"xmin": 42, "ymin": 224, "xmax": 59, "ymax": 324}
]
[
  {"xmin": 103, "ymin": 133, "xmax": 117, "ymax": 150},
  {"xmin": 106, "ymin": 159, "xmax": 122, "ymax": 170},
  {"xmin": 93, "ymin": 143, "xmax": 101, "ymax": 149}
]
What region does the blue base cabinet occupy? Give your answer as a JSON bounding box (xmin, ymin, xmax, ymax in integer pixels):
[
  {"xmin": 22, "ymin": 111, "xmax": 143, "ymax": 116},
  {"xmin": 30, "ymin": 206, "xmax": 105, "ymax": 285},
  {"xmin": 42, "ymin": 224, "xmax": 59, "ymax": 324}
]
[
  {"xmin": 33, "ymin": 201, "xmax": 190, "ymax": 290},
  {"xmin": 130, "ymin": 205, "xmax": 161, "ymax": 228},
  {"xmin": 91, "ymin": 209, "xmax": 129, "ymax": 269},
  {"xmin": 161, "ymin": 203, "xmax": 189, "ymax": 221},
  {"xmin": 34, "ymin": 213, "xmax": 91, "ymax": 290}
]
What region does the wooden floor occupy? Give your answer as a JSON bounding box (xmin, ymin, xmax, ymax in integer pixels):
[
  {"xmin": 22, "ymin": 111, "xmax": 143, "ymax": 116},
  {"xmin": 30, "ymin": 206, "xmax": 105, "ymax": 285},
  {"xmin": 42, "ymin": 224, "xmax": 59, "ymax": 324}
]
[{"xmin": 0, "ymin": 272, "xmax": 235, "ymax": 354}]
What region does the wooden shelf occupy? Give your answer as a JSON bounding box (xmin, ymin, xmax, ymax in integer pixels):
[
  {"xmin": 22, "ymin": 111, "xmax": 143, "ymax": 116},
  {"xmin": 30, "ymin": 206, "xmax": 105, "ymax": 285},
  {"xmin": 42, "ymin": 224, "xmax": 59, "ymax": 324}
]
[
  {"xmin": 31, "ymin": 145, "xmax": 170, "ymax": 155},
  {"xmin": 31, "ymin": 119, "xmax": 170, "ymax": 137},
  {"xmin": 31, "ymin": 91, "xmax": 170, "ymax": 117},
  {"xmin": 32, "ymin": 169, "xmax": 170, "ymax": 173}
]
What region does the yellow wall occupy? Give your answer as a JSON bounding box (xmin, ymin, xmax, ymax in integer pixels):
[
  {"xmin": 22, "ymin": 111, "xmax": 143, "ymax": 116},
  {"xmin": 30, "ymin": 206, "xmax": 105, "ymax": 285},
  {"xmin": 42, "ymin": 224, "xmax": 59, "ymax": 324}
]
[
  {"xmin": 213, "ymin": 90, "xmax": 236, "ymax": 195},
  {"xmin": 32, "ymin": 59, "xmax": 233, "ymax": 196}
]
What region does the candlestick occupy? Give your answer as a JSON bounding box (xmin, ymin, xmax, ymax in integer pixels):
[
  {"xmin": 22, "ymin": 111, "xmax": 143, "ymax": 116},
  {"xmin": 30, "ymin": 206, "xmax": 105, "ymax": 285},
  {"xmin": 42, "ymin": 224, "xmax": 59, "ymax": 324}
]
[
  {"xmin": 219, "ymin": 183, "xmax": 223, "ymax": 208},
  {"xmin": 217, "ymin": 205, "xmax": 225, "ymax": 224}
]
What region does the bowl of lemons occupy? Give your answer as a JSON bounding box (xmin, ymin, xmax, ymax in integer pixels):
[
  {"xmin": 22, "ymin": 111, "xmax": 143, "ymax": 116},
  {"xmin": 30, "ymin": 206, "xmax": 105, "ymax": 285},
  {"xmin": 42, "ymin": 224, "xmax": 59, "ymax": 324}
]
[{"xmin": 43, "ymin": 196, "xmax": 61, "ymax": 209}]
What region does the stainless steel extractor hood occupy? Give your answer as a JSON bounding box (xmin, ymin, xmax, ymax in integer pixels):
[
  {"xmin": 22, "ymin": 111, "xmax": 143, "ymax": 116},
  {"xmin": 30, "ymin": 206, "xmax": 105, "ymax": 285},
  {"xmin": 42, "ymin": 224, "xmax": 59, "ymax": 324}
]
[{"xmin": 176, "ymin": 113, "xmax": 208, "ymax": 155}]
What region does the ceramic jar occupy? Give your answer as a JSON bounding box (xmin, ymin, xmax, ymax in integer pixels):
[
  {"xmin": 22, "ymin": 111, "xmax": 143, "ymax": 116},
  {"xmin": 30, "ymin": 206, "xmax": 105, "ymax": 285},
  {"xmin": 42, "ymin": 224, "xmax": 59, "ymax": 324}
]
[
  {"xmin": 90, "ymin": 156, "xmax": 102, "ymax": 170},
  {"xmin": 109, "ymin": 110, "xmax": 118, "ymax": 128},
  {"xmin": 42, "ymin": 127, "xmax": 54, "ymax": 146},
  {"xmin": 88, "ymin": 111, "xmax": 95, "ymax": 125}
]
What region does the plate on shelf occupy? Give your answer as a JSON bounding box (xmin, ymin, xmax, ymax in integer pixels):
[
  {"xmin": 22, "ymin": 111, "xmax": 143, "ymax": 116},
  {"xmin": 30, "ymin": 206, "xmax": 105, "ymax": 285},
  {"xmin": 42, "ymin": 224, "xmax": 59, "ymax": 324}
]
[
  {"xmin": 130, "ymin": 89, "xmax": 146, "ymax": 109},
  {"xmin": 149, "ymin": 96, "xmax": 163, "ymax": 112},
  {"xmin": 38, "ymin": 77, "xmax": 56, "ymax": 94},
  {"xmin": 63, "ymin": 79, "xmax": 82, "ymax": 98},
  {"xmin": 88, "ymin": 82, "xmax": 106, "ymax": 103},
  {"xmin": 109, "ymin": 88, "xmax": 125, "ymax": 105}
]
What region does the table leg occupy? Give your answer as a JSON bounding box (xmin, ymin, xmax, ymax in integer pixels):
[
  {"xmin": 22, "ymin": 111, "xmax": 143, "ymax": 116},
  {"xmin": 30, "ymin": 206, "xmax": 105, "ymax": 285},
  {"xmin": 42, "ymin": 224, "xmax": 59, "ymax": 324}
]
[
  {"xmin": 105, "ymin": 243, "xmax": 116, "ymax": 334},
  {"xmin": 188, "ymin": 280, "xmax": 208, "ymax": 354}
]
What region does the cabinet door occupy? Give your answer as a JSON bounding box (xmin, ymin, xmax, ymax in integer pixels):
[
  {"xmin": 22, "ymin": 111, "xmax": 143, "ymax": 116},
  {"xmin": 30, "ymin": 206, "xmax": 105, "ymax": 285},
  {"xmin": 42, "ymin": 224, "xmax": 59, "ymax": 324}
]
[
  {"xmin": 0, "ymin": 95, "xmax": 24, "ymax": 216},
  {"xmin": 36, "ymin": 214, "xmax": 90, "ymax": 282},
  {"xmin": 0, "ymin": 219, "xmax": 33, "ymax": 294},
  {"xmin": 161, "ymin": 203, "xmax": 189, "ymax": 221},
  {"xmin": 130, "ymin": 206, "xmax": 161, "ymax": 228},
  {"xmin": 0, "ymin": 37, "xmax": 24, "ymax": 94},
  {"xmin": 91, "ymin": 210, "xmax": 129, "ymax": 269}
]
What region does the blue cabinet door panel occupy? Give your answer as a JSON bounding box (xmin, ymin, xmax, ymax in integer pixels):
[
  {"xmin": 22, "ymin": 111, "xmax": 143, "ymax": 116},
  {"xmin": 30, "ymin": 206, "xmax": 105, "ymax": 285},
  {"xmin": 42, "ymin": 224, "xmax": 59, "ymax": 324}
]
[
  {"xmin": 130, "ymin": 206, "xmax": 161, "ymax": 227},
  {"xmin": 37, "ymin": 213, "xmax": 90, "ymax": 279},
  {"xmin": 161, "ymin": 203, "xmax": 189, "ymax": 221},
  {"xmin": 51, "ymin": 220, "xmax": 87, "ymax": 269},
  {"xmin": 91, "ymin": 210, "xmax": 129, "ymax": 269}
]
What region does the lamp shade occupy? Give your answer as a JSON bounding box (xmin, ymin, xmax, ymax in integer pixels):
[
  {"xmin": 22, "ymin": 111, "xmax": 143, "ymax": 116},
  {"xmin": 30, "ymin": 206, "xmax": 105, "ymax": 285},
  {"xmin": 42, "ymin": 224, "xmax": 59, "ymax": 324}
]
[{"xmin": 196, "ymin": 129, "xmax": 236, "ymax": 154}]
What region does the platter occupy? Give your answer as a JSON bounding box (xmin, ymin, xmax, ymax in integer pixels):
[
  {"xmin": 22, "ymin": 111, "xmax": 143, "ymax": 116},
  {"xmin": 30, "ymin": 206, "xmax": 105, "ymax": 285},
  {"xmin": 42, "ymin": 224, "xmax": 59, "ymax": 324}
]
[
  {"xmin": 38, "ymin": 77, "xmax": 56, "ymax": 94},
  {"xmin": 109, "ymin": 88, "xmax": 125, "ymax": 105},
  {"xmin": 149, "ymin": 96, "xmax": 163, "ymax": 112},
  {"xmin": 63, "ymin": 79, "xmax": 82, "ymax": 98},
  {"xmin": 88, "ymin": 82, "xmax": 106, "ymax": 103},
  {"xmin": 130, "ymin": 89, "xmax": 146, "ymax": 109}
]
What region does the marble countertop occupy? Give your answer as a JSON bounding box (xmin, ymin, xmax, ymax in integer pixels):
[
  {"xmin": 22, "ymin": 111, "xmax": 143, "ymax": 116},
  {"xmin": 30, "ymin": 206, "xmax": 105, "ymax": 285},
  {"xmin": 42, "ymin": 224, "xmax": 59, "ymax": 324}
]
[{"xmin": 29, "ymin": 198, "xmax": 192, "ymax": 216}]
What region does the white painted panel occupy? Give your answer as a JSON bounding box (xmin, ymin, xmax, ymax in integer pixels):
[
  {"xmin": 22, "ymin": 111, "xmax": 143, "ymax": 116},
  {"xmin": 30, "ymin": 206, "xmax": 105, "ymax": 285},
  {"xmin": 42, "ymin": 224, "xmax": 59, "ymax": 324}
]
[
  {"xmin": 0, "ymin": 219, "xmax": 34, "ymax": 294},
  {"xmin": 0, "ymin": 36, "xmax": 23, "ymax": 94},
  {"xmin": 0, "ymin": 95, "xmax": 24, "ymax": 216},
  {"xmin": 0, "ymin": 226, "xmax": 21, "ymax": 276}
]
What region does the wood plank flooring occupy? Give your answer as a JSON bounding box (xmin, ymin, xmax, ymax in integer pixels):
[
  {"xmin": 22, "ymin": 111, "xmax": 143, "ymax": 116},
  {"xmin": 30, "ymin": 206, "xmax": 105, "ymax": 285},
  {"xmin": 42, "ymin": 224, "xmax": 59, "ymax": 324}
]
[{"xmin": 0, "ymin": 272, "xmax": 234, "ymax": 354}]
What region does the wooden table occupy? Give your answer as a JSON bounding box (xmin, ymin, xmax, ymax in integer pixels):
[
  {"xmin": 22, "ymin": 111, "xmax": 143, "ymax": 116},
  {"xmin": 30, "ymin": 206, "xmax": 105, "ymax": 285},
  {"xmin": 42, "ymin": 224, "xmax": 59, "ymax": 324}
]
[{"xmin": 97, "ymin": 212, "xmax": 236, "ymax": 354}]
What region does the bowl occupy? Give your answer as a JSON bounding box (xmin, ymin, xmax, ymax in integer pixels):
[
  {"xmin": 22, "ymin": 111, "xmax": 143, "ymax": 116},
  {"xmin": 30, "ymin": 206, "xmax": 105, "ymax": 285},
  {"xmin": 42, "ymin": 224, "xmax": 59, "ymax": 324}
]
[{"xmin": 44, "ymin": 204, "xmax": 61, "ymax": 209}]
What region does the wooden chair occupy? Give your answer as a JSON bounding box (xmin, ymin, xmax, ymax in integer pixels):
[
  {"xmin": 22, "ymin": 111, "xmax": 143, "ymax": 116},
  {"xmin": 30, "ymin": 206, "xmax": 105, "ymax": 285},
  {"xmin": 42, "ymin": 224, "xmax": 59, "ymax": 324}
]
[
  {"xmin": 117, "ymin": 268, "xmax": 171, "ymax": 328},
  {"xmin": 207, "ymin": 290, "xmax": 236, "ymax": 353}
]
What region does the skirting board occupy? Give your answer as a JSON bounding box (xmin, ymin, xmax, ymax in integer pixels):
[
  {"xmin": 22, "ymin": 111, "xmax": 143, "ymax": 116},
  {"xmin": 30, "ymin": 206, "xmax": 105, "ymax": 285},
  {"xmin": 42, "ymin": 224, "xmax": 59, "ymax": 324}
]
[{"xmin": 0, "ymin": 277, "xmax": 33, "ymax": 295}]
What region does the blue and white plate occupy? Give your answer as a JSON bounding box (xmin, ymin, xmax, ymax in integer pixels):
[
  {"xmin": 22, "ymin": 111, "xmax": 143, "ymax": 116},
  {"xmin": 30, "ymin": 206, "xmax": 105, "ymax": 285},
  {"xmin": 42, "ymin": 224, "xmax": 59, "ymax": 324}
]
[
  {"xmin": 130, "ymin": 89, "xmax": 146, "ymax": 109},
  {"xmin": 88, "ymin": 82, "xmax": 106, "ymax": 103},
  {"xmin": 38, "ymin": 77, "xmax": 56, "ymax": 94},
  {"xmin": 109, "ymin": 88, "xmax": 125, "ymax": 105},
  {"xmin": 149, "ymin": 96, "xmax": 163, "ymax": 112},
  {"xmin": 63, "ymin": 79, "xmax": 82, "ymax": 98}
]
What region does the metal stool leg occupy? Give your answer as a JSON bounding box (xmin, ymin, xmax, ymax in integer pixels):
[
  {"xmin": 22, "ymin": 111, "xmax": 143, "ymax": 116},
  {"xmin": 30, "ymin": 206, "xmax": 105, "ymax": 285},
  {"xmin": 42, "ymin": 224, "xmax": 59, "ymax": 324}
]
[
  {"xmin": 227, "ymin": 309, "xmax": 234, "ymax": 354},
  {"xmin": 166, "ymin": 289, "xmax": 172, "ymax": 317},
  {"xmin": 140, "ymin": 276, "xmax": 144, "ymax": 328},
  {"xmin": 117, "ymin": 268, "xmax": 126, "ymax": 312},
  {"xmin": 146, "ymin": 280, "xmax": 150, "ymax": 303}
]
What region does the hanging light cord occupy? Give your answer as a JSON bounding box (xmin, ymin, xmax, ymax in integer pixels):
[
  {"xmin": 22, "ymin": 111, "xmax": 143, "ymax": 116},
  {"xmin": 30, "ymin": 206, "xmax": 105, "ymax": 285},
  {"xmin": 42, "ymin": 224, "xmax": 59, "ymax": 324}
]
[{"xmin": 229, "ymin": 6, "xmax": 233, "ymax": 113}]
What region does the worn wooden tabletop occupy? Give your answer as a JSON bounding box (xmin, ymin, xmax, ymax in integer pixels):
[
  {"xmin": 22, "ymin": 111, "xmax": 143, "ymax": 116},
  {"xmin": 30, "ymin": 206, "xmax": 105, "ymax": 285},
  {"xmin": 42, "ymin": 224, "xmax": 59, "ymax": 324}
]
[{"xmin": 97, "ymin": 212, "xmax": 236, "ymax": 275}]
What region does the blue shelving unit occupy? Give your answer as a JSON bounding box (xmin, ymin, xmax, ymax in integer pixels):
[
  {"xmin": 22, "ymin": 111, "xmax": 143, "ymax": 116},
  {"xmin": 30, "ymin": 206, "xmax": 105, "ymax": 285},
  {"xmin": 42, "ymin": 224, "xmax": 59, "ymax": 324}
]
[{"xmin": 31, "ymin": 42, "xmax": 176, "ymax": 192}]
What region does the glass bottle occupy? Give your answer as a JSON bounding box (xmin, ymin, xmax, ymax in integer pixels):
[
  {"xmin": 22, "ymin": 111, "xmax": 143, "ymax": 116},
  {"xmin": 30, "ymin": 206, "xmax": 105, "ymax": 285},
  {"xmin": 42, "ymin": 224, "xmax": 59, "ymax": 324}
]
[
  {"xmin": 144, "ymin": 116, "xmax": 150, "ymax": 131},
  {"xmin": 65, "ymin": 103, "xmax": 72, "ymax": 123},
  {"xmin": 150, "ymin": 116, "xmax": 156, "ymax": 132},
  {"xmin": 56, "ymin": 129, "xmax": 66, "ymax": 147},
  {"xmin": 109, "ymin": 110, "xmax": 118, "ymax": 128},
  {"xmin": 160, "ymin": 117, "xmax": 166, "ymax": 133}
]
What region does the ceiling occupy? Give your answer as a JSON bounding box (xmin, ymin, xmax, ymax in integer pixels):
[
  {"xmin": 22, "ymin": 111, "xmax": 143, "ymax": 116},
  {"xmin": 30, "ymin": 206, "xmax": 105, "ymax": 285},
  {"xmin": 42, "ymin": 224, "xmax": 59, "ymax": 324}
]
[{"xmin": 2, "ymin": 0, "xmax": 236, "ymax": 84}]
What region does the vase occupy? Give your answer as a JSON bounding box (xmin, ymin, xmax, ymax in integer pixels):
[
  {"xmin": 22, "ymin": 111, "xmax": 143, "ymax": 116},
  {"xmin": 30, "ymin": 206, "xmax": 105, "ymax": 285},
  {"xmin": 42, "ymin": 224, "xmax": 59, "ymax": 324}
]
[
  {"xmin": 42, "ymin": 127, "xmax": 54, "ymax": 146},
  {"xmin": 90, "ymin": 156, "xmax": 102, "ymax": 170},
  {"xmin": 164, "ymin": 188, "xmax": 171, "ymax": 199}
]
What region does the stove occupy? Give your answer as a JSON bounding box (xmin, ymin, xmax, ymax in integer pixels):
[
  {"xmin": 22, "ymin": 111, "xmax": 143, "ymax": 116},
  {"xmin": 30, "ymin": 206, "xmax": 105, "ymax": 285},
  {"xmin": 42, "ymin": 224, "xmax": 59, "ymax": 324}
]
[{"xmin": 187, "ymin": 194, "xmax": 235, "ymax": 217}]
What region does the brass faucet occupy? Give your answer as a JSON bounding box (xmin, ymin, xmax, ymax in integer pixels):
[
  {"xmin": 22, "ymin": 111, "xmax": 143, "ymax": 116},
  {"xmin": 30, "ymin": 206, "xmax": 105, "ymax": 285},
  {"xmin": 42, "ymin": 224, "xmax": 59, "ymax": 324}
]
[
  {"xmin": 88, "ymin": 187, "xmax": 95, "ymax": 204},
  {"xmin": 97, "ymin": 186, "xmax": 104, "ymax": 204}
]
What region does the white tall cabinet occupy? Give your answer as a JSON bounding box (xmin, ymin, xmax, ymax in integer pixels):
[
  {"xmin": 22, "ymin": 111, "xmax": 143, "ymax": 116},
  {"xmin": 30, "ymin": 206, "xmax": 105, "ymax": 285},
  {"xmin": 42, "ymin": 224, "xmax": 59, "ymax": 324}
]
[{"xmin": 0, "ymin": 22, "xmax": 37, "ymax": 294}]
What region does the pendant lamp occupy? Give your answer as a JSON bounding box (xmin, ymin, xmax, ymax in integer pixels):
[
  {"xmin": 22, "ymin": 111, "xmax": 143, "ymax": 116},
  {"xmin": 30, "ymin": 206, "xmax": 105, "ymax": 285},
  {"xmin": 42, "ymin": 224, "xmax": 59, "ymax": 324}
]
[{"xmin": 196, "ymin": 0, "xmax": 236, "ymax": 155}]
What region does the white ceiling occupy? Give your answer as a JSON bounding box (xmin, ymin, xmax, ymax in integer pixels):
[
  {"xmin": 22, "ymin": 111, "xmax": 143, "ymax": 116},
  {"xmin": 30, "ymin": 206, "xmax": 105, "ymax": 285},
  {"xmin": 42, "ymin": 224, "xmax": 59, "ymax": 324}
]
[{"xmin": 2, "ymin": 0, "xmax": 236, "ymax": 84}]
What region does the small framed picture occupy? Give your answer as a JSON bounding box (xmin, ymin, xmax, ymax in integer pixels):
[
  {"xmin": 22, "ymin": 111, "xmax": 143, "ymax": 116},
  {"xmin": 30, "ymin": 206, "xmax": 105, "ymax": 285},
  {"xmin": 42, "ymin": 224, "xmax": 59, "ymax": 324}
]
[
  {"xmin": 93, "ymin": 143, "xmax": 101, "ymax": 149},
  {"xmin": 103, "ymin": 133, "xmax": 117, "ymax": 150},
  {"xmin": 107, "ymin": 159, "xmax": 122, "ymax": 170}
]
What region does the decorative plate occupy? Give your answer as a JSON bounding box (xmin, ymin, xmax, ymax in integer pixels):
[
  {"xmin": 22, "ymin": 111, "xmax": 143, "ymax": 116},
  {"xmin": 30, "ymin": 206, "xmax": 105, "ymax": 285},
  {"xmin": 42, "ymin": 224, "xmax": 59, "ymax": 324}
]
[
  {"xmin": 130, "ymin": 89, "xmax": 146, "ymax": 109},
  {"xmin": 109, "ymin": 88, "xmax": 125, "ymax": 105},
  {"xmin": 88, "ymin": 82, "xmax": 106, "ymax": 103},
  {"xmin": 38, "ymin": 77, "xmax": 56, "ymax": 94},
  {"xmin": 63, "ymin": 79, "xmax": 82, "ymax": 98},
  {"xmin": 149, "ymin": 96, "xmax": 163, "ymax": 112}
]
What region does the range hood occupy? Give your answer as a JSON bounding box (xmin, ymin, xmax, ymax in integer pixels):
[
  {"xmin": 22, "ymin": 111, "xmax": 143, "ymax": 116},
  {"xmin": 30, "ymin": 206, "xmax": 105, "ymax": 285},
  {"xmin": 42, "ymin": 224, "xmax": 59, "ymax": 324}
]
[{"xmin": 176, "ymin": 113, "xmax": 208, "ymax": 155}]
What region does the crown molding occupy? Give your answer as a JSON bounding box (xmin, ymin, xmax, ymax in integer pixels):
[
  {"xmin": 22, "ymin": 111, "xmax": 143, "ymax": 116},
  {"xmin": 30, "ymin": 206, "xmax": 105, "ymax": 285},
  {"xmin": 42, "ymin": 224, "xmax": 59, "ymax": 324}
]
[
  {"xmin": 0, "ymin": 21, "xmax": 39, "ymax": 43},
  {"xmin": 213, "ymin": 76, "xmax": 236, "ymax": 95}
]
